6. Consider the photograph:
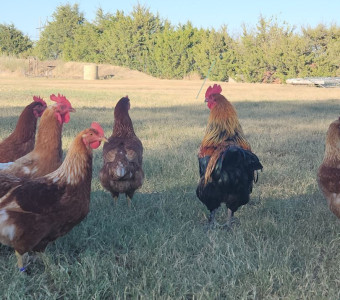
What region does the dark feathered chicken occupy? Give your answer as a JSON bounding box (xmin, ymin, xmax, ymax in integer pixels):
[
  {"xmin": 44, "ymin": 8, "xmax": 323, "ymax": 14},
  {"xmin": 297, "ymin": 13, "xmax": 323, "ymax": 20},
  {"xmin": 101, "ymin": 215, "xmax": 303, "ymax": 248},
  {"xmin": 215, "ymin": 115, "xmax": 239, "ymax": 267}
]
[
  {"xmin": 196, "ymin": 84, "xmax": 263, "ymax": 227},
  {"xmin": 0, "ymin": 96, "xmax": 47, "ymax": 163},
  {"xmin": 100, "ymin": 96, "xmax": 144, "ymax": 207}
]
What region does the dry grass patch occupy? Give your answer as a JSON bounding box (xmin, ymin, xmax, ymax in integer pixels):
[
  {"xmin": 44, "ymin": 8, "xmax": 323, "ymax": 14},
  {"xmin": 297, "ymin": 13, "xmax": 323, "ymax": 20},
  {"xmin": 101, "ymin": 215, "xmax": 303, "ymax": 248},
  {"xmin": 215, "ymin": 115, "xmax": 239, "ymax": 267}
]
[{"xmin": 0, "ymin": 74, "xmax": 339, "ymax": 299}]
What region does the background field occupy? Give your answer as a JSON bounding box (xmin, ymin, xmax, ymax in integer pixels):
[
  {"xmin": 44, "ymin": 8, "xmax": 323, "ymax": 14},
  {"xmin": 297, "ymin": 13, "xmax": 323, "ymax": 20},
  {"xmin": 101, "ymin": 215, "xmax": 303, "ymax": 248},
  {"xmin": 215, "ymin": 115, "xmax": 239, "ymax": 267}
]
[{"xmin": 0, "ymin": 73, "xmax": 340, "ymax": 299}]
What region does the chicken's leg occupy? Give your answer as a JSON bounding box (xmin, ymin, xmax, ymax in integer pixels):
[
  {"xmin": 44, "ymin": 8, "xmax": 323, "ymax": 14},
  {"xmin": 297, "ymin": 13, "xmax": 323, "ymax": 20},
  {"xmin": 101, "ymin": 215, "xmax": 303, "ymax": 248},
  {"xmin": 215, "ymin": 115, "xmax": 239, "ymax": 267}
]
[
  {"xmin": 15, "ymin": 250, "xmax": 26, "ymax": 272},
  {"xmin": 227, "ymin": 209, "xmax": 234, "ymax": 227},
  {"xmin": 126, "ymin": 195, "xmax": 131, "ymax": 208},
  {"xmin": 208, "ymin": 209, "xmax": 218, "ymax": 225},
  {"xmin": 110, "ymin": 192, "xmax": 118, "ymax": 206}
]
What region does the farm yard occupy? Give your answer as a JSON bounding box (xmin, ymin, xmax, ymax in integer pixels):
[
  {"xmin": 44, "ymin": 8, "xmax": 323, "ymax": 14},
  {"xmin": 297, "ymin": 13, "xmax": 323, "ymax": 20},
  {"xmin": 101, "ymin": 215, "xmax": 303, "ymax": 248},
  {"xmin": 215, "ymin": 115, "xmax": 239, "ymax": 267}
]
[{"xmin": 0, "ymin": 71, "xmax": 340, "ymax": 299}]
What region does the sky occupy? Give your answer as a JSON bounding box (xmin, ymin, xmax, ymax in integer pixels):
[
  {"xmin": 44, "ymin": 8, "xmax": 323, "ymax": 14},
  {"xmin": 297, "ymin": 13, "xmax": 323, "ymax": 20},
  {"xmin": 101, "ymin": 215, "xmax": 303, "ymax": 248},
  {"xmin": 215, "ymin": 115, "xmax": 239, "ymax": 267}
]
[{"xmin": 1, "ymin": 0, "xmax": 339, "ymax": 40}]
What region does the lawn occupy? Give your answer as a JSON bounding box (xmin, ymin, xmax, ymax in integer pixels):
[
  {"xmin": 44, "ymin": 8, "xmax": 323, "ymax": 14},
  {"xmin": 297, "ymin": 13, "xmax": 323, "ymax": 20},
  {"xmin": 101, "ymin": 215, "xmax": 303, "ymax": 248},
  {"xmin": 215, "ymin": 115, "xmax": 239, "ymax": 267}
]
[{"xmin": 0, "ymin": 75, "xmax": 339, "ymax": 299}]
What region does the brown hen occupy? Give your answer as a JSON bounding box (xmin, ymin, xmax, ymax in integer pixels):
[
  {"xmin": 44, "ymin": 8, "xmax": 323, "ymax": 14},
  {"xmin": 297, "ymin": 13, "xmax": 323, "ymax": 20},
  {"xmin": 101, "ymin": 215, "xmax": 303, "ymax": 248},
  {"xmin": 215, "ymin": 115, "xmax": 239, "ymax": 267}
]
[
  {"xmin": 318, "ymin": 117, "xmax": 340, "ymax": 218},
  {"xmin": 1, "ymin": 94, "xmax": 75, "ymax": 179},
  {"xmin": 0, "ymin": 96, "xmax": 47, "ymax": 163},
  {"xmin": 0, "ymin": 122, "xmax": 107, "ymax": 271},
  {"xmin": 100, "ymin": 96, "xmax": 144, "ymax": 207}
]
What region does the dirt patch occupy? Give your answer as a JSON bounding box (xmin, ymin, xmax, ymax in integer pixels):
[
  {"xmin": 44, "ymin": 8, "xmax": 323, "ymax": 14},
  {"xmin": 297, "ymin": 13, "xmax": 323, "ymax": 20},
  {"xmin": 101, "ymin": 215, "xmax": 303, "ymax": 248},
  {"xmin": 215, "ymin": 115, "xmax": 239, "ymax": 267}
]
[{"xmin": 0, "ymin": 58, "xmax": 154, "ymax": 81}]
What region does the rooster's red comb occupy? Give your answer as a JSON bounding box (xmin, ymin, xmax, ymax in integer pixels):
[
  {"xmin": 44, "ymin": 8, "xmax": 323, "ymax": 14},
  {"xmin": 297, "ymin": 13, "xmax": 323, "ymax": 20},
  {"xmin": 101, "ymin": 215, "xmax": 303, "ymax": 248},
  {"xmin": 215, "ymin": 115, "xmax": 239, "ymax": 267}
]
[
  {"xmin": 205, "ymin": 84, "xmax": 222, "ymax": 99},
  {"xmin": 91, "ymin": 122, "xmax": 104, "ymax": 136},
  {"xmin": 33, "ymin": 96, "xmax": 47, "ymax": 106},
  {"xmin": 50, "ymin": 93, "xmax": 73, "ymax": 109}
]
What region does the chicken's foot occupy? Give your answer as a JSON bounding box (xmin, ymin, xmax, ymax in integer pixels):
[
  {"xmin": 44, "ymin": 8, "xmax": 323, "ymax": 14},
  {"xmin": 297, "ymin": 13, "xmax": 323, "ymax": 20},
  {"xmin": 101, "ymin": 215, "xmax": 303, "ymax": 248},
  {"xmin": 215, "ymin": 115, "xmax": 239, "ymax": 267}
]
[{"xmin": 208, "ymin": 208, "xmax": 236, "ymax": 229}]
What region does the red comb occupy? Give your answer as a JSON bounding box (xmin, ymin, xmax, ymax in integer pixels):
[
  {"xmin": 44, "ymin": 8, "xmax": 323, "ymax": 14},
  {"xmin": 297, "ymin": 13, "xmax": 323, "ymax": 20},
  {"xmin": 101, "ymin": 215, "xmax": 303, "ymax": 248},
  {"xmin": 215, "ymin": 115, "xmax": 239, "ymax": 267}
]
[
  {"xmin": 50, "ymin": 93, "xmax": 73, "ymax": 109},
  {"xmin": 33, "ymin": 96, "xmax": 46, "ymax": 106},
  {"xmin": 91, "ymin": 122, "xmax": 104, "ymax": 136},
  {"xmin": 205, "ymin": 84, "xmax": 222, "ymax": 99}
]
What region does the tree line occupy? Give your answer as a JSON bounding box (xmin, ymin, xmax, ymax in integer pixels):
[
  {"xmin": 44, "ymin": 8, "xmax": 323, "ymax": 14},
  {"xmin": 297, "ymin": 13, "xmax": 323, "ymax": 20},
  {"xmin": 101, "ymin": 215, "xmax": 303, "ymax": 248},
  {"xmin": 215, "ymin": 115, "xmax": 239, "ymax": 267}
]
[{"xmin": 1, "ymin": 4, "xmax": 339, "ymax": 82}]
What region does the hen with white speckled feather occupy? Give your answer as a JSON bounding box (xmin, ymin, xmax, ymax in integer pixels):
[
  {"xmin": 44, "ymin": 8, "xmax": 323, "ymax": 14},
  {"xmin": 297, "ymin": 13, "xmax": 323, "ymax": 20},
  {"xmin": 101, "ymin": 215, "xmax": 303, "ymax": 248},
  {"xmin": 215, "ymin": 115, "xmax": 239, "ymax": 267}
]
[
  {"xmin": 0, "ymin": 123, "xmax": 107, "ymax": 271},
  {"xmin": 100, "ymin": 97, "xmax": 144, "ymax": 207}
]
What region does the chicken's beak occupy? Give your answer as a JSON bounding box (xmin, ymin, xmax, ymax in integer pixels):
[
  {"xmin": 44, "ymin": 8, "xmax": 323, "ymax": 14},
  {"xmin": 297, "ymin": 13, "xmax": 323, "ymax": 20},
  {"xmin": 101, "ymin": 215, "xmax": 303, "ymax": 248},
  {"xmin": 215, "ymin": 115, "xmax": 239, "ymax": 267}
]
[
  {"xmin": 101, "ymin": 136, "xmax": 109, "ymax": 143},
  {"xmin": 69, "ymin": 107, "xmax": 76, "ymax": 112}
]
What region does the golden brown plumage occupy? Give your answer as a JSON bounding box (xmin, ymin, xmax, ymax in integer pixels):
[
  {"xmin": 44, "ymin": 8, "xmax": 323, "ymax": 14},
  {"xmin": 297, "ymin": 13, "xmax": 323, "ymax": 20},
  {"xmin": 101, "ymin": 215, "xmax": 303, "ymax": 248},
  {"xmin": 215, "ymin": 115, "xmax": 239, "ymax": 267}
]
[
  {"xmin": 199, "ymin": 90, "xmax": 251, "ymax": 184},
  {"xmin": 100, "ymin": 96, "xmax": 144, "ymax": 207},
  {"xmin": 0, "ymin": 123, "xmax": 107, "ymax": 271},
  {"xmin": 317, "ymin": 117, "xmax": 340, "ymax": 218},
  {"xmin": 0, "ymin": 94, "xmax": 75, "ymax": 179},
  {"xmin": 0, "ymin": 96, "xmax": 47, "ymax": 163}
]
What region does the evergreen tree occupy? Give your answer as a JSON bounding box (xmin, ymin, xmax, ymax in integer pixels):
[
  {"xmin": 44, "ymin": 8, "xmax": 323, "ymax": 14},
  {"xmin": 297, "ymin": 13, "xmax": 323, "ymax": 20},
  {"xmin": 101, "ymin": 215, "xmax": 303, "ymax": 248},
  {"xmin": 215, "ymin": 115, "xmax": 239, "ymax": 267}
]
[
  {"xmin": 0, "ymin": 24, "xmax": 33, "ymax": 56},
  {"xmin": 302, "ymin": 24, "xmax": 340, "ymax": 76},
  {"xmin": 98, "ymin": 10, "xmax": 133, "ymax": 66},
  {"xmin": 63, "ymin": 21, "xmax": 101, "ymax": 62},
  {"xmin": 34, "ymin": 4, "xmax": 84, "ymax": 59}
]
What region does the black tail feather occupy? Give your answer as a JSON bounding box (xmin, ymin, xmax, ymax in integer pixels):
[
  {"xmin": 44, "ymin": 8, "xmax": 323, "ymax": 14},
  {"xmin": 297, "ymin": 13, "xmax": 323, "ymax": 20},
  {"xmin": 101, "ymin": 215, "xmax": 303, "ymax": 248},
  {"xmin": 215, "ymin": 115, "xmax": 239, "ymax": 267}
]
[{"xmin": 197, "ymin": 145, "xmax": 263, "ymax": 213}]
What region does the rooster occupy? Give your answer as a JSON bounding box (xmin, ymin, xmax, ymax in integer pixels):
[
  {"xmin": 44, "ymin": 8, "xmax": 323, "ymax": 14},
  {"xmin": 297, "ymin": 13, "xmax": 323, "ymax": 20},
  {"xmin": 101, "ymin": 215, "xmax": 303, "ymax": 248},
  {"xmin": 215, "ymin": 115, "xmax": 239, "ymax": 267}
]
[
  {"xmin": 317, "ymin": 117, "xmax": 340, "ymax": 218},
  {"xmin": 0, "ymin": 122, "xmax": 107, "ymax": 271},
  {"xmin": 196, "ymin": 84, "xmax": 263, "ymax": 227},
  {"xmin": 1, "ymin": 94, "xmax": 75, "ymax": 179},
  {"xmin": 100, "ymin": 96, "xmax": 144, "ymax": 207},
  {"xmin": 0, "ymin": 96, "xmax": 47, "ymax": 163}
]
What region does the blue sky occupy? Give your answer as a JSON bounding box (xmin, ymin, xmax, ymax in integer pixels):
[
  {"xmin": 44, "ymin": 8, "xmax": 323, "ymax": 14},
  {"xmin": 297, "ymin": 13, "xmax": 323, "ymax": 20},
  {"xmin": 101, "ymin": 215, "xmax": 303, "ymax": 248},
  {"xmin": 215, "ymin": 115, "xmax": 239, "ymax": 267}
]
[{"xmin": 1, "ymin": 0, "xmax": 339, "ymax": 40}]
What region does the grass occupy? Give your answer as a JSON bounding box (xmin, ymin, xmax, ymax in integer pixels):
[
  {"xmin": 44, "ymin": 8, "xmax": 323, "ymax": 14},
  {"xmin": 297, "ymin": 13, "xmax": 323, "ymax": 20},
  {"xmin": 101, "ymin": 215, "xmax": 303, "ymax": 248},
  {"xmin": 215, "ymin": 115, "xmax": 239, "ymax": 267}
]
[
  {"xmin": 0, "ymin": 75, "xmax": 340, "ymax": 299},
  {"xmin": 0, "ymin": 55, "xmax": 27, "ymax": 75}
]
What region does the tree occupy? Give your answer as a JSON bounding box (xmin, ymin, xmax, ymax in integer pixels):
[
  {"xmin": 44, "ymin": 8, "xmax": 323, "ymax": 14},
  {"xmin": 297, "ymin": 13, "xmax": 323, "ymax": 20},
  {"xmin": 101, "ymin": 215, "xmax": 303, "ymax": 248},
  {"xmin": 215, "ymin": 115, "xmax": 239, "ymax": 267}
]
[
  {"xmin": 34, "ymin": 4, "xmax": 84, "ymax": 59},
  {"xmin": 0, "ymin": 24, "xmax": 33, "ymax": 56},
  {"xmin": 98, "ymin": 10, "xmax": 134, "ymax": 66},
  {"xmin": 302, "ymin": 24, "xmax": 340, "ymax": 76},
  {"xmin": 151, "ymin": 21, "xmax": 197, "ymax": 78},
  {"xmin": 63, "ymin": 21, "xmax": 101, "ymax": 62},
  {"xmin": 129, "ymin": 4, "xmax": 162, "ymax": 72},
  {"xmin": 193, "ymin": 26, "xmax": 235, "ymax": 81}
]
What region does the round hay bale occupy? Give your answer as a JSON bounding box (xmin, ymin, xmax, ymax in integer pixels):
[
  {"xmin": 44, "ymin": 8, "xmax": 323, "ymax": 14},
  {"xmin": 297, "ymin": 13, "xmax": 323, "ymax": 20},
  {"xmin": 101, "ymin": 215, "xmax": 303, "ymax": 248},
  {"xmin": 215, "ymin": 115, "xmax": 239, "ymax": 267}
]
[{"xmin": 84, "ymin": 64, "xmax": 98, "ymax": 80}]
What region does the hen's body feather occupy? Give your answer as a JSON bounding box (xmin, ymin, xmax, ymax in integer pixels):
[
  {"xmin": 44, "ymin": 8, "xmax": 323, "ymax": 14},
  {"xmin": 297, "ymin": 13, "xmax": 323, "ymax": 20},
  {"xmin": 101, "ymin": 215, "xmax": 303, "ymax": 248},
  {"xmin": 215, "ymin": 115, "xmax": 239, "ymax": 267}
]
[{"xmin": 100, "ymin": 136, "xmax": 143, "ymax": 197}]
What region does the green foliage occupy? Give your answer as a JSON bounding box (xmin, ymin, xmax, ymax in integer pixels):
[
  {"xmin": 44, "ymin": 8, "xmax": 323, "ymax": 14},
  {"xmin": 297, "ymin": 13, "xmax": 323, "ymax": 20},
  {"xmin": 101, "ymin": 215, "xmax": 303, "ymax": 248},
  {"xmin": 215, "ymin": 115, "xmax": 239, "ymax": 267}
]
[
  {"xmin": 63, "ymin": 21, "xmax": 101, "ymax": 63},
  {"xmin": 302, "ymin": 24, "xmax": 340, "ymax": 76},
  {"xmin": 8, "ymin": 3, "xmax": 339, "ymax": 82},
  {"xmin": 0, "ymin": 24, "xmax": 33, "ymax": 56},
  {"xmin": 33, "ymin": 4, "xmax": 84, "ymax": 59},
  {"xmin": 150, "ymin": 22, "xmax": 198, "ymax": 79}
]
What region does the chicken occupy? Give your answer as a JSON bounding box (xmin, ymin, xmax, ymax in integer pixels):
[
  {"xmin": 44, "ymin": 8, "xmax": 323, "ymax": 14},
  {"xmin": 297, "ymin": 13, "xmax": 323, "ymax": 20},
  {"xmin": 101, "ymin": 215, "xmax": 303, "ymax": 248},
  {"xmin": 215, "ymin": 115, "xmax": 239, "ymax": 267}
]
[
  {"xmin": 317, "ymin": 117, "xmax": 340, "ymax": 218},
  {"xmin": 100, "ymin": 96, "xmax": 144, "ymax": 207},
  {"xmin": 1, "ymin": 94, "xmax": 75, "ymax": 179},
  {"xmin": 0, "ymin": 122, "xmax": 107, "ymax": 271},
  {"xmin": 0, "ymin": 96, "xmax": 47, "ymax": 163},
  {"xmin": 196, "ymin": 84, "xmax": 263, "ymax": 227}
]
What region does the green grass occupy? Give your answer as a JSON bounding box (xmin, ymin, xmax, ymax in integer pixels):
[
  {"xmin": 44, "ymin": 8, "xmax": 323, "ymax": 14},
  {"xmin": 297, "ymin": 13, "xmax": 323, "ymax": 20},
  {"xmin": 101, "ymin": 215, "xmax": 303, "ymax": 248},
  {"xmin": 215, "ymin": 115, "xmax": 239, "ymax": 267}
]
[{"xmin": 0, "ymin": 84, "xmax": 340, "ymax": 299}]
